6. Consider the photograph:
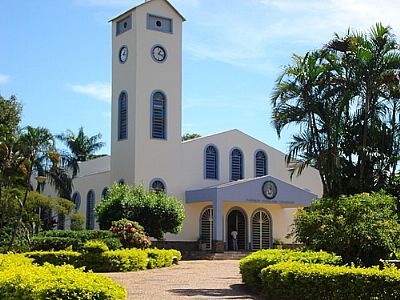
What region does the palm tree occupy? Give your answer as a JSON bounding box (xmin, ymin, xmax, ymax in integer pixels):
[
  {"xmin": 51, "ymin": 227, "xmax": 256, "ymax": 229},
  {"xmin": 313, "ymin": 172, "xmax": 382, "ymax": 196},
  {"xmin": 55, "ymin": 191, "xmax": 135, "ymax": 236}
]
[
  {"xmin": 272, "ymin": 23, "xmax": 400, "ymax": 197},
  {"xmin": 56, "ymin": 127, "xmax": 105, "ymax": 177},
  {"xmin": 328, "ymin": 23, "xmax": 400, "ymax": 192}
]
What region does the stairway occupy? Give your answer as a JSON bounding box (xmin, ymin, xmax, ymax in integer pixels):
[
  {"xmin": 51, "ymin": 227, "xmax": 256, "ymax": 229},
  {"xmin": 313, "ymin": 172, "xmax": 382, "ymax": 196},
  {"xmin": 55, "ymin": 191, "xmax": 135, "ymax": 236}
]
[{"xmin": 182, "ymin": 251, "xmax": 252, "ymax": 260}]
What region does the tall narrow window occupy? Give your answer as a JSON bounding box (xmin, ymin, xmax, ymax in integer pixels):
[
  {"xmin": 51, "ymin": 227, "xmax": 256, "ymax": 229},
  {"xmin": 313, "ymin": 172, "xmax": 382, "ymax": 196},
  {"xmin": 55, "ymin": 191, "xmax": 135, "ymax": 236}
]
[
  {"xmin": 255, "ymin": 150, "xmax": 267, "ymax": 177},
  {"xmin": 86, "ymin": 190, "xmax": 95, "ymax": 230},
  {"xmin": 200, "ymin": 207, "xmax": 213, "ymax": 250},
  {"xmin": 205, "ymin": 145, "xmax": 218, "ymax": 179},
  {"xmin": 118, "ymin": 91, "xmax": 128, "ymax": 140},
  {"xmin": 72, "ymin": 192, "xmax": 81, "ymax": 210},
  {"xmin": 151, "ymin": 91, "xmax": 166, "ymax": 139},
  {"xmin": 231, "ymin": 148, "xmax": 243, "ymax": 181}
]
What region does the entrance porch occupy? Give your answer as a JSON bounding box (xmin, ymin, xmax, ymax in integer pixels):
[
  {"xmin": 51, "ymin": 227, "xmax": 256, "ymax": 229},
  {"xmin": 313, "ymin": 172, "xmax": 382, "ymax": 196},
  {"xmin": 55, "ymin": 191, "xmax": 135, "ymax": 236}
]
[{"xmin": 186, "ymin": 175, "xmax": 317, "ymax": 252}]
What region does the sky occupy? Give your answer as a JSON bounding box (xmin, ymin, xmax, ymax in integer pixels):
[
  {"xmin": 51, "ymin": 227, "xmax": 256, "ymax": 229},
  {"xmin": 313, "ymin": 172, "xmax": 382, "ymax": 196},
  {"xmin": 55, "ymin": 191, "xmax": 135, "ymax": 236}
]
[{"xmin": 1, "ymin": 0, "xmax": 400, "ymax": 155}]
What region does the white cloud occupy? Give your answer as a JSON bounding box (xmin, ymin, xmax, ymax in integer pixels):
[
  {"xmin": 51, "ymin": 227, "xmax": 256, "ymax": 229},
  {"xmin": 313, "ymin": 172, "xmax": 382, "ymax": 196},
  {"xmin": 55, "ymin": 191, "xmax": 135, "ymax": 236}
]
[
  {"xmin": 183, "ymin": 0, "xmax": 400, "ymax": 72},
  {"xmin": 68, "ymin": 82, "xmax": 111, "ymax": 103},
  {"xmin": 74, "ymin": 0, "xmax": 140, "ymax": 7},
  {"xmin": 0, "ymin": 74, "xmax": 10, "ymax": 85}
]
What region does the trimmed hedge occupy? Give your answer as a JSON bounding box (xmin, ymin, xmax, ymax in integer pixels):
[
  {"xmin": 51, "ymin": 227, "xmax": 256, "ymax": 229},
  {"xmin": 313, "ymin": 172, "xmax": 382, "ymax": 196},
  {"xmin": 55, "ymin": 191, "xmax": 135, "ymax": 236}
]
[
  {"xmin": 239, "ymin": 249, "xmax": 342, "ymax": 290},
  {"xmin": 146, "ymin": 248, "xmax": 182, "ymax": 268},
  {"xmin": 31, "ymin": 230, "xmax": 122, "ymax": 251},
  {"xmin": 26, "ymin": 248, "xmax": 182, "ymax": 272},
  {"xmin": 0, "ymin": 254, "xmax": 126, "ymax": 299},
  {"xmin": 261, "ymin": 261, "xmax": 400, "ymax": 299}
]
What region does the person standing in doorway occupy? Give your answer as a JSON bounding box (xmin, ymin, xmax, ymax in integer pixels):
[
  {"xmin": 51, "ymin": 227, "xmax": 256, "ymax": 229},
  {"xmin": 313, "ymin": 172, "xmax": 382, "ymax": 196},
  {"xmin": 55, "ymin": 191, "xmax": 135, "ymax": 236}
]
[{"xmin": 231, "ymin": 229, "xmax": 238, "ymax": 251}]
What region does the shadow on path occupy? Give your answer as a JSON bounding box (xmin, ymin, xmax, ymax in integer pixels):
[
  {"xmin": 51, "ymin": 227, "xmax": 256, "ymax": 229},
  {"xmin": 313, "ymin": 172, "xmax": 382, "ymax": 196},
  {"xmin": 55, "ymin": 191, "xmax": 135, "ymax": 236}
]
[{"xmin": 169, "ymin": 284, "xmax": 262, "ymax": 299}]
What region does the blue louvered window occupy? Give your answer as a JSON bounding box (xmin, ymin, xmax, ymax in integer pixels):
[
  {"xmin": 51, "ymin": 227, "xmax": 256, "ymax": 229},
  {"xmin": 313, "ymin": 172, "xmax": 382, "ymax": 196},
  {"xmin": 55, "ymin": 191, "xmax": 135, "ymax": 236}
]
[
  {"xmin": 205, "ymin": 145, "xmax": 218, "ymax": 179},
  {"xmin": 255, "ymin": 151, "xmax": 267, "ymax": 177},
  {"xmin": 151, "ymin": 91, "xmax": 166, "ymax": 139},
  {"xmin": 86, "ymin": 190, "xmax": 95, "ymax": 230},
  {"xmin": 118, "ymin": 92, "xmax": 128, "ymax": 140},
  {"xmin": 231, "ymin": 149, "xmax": 243, "ymax": 181}
]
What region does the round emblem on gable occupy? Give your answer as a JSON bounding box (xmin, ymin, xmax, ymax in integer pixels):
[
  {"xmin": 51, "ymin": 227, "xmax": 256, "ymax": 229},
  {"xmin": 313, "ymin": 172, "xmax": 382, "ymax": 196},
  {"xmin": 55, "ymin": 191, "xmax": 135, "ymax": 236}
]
[{"xmin": 262, "ymin": 181, "xmax": 277, "ymax": 199}]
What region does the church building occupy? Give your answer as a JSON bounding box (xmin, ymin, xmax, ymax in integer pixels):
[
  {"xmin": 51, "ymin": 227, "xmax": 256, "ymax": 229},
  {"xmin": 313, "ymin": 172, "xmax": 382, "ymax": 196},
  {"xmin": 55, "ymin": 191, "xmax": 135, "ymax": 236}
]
[{"xmin": 50, "ymin": 0, "xmax": 322, "ymax": 252}]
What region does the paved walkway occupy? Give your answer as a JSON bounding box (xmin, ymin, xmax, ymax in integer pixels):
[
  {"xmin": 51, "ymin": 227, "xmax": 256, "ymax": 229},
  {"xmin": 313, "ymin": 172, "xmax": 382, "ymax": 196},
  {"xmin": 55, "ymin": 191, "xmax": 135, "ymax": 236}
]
[{"xmin": 104, "ymin": 260, "xmax": 262, "ymax": 299}]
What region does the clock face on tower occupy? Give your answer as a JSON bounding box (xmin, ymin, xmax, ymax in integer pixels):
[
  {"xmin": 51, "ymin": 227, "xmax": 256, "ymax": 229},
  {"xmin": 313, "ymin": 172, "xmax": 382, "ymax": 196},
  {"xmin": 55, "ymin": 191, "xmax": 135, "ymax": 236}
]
[
  {"xmin": 151, "ymin": 45, "xmax": 167, "ymax": 63},
  {"xmin": 119, "ymin": 46, "xmax": 128, "ymax": 63}
]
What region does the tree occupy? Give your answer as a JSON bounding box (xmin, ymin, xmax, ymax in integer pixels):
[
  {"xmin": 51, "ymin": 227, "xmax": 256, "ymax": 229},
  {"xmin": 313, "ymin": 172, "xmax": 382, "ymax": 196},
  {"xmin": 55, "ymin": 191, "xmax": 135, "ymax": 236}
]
[
  {"xmin": 290, "ymin": 191, "xmax": 400, "ymax": 266},
  {"xmin": 95, "ymin": 183, "xmax": 185, "ymax": 239},
  {"xmin": 272, "ymin": 23, "xmax": 400, "ymax": 197},
  {"xmin": 182, "ymin": 133, "xmax": 201, "ymax": 141},
  {"xmin": 56, "ymin": 127, "xmax": 105, "ymax": 176}
]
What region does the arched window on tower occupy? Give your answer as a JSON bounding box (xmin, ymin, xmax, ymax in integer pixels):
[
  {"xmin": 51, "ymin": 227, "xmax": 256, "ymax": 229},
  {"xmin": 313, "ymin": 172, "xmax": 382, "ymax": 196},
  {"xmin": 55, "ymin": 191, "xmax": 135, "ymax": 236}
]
[
  {"xmin": 231, "ymin": 148, "xmax": 243, "ymax": 181},
  {"xmin": 255, "ymin": 150, "xmax": 267, "ymax": 177},
  {"xmin": 151, "ymin": 91, "xmax": 167, "ymax": 139},
  {"xmin": 86, "ymin": 190, "xmax": 95, "ymax": 230},
  {"xmin": 205, "ymin": 145, "xmax": 218, "ymax": 179},
  {"xmin": 118, "ymin": 91, "xmax": 128, "ymax": 140}
]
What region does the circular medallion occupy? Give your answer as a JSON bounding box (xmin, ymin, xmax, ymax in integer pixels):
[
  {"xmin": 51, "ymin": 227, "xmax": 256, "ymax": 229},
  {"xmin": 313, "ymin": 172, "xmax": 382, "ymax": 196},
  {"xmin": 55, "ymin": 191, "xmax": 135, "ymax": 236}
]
[
  {"xmin": 119, "ymin": 45, "xmax": 128, "ymax": 63},
  {"xmin": 262, "ymin": 181, "xmax": 277, "ymax": 199},
  {"xmin": 151, "ymin": 44, "xmax": 167, "ymax": 63}
]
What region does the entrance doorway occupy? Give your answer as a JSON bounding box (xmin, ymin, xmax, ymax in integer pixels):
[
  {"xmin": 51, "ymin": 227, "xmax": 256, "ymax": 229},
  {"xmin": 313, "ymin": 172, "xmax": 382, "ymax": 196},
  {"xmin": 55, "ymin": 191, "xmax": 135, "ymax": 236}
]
[{"xmin": 227, "ymin": 209, "xmax": 246, "ymax": 250}]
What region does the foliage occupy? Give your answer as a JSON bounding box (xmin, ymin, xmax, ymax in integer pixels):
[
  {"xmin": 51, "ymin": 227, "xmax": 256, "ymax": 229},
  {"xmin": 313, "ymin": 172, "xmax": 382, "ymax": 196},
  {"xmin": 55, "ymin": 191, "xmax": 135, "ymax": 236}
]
[
  {"xmin": 239, "ymin": 249, "xmax": 341, "ymax": 290},
  {"xmin": 0, "ymin": 254, "xmax": 126, "ymax": 299},
  {"xmin": 83, "ymin": 240, "xmax": 109, "ymax": 254},
  {"xmin": 146, "ymin": 248, "xmax": 182, "ymax": 268},
  {"xmin": 110, "ymin": 219, "xmax": 151, "ymax": 249},
  {"xmin": 261, "ymin": 261, "xmax": 400, "ymax": 300},
  {"xmin": 56, "ymin": 126, "xmax": 105, "ymax": 177},
  {"xmin": 96, "ymin": 183, "xmax": 185, "ymax": 239},
  {"xmin": 271, "ymin": 23, "xmax": 400, "ymax": 197},
  {"xmin": 30, "ymin": 230, "xmax": 122, "ymax": 251},
  {"xmin": 25, "ymin": 248, "xmax": 181, "ymax": 273},
  {"xmin": 70, "ymin": 213, "xmax": 85, "ymax": 231},
  {"xmin": 181, "ymin": 133, "xmax": 202, "ymax": 141},
  {"xmin": 291, "ymin": 191, "xmax": 400, "ymax": 266}
]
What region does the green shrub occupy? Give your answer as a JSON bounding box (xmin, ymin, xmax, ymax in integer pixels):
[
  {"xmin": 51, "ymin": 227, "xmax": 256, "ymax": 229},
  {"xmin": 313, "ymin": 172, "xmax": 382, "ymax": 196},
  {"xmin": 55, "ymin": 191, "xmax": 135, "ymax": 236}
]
[
  {"xmin": 261, "ymin": 261, "xmax": 400, "ymax": 300},
  {"xmin": 96, "ymin": 183, "xmax": 185, "ymax": 239},
  {"xmin": 84, "ymin": 240, "xmax": 109, "ymax": 254},
  {"xmin": 0, "ymin": 254, "xmax": 126, "ymax": 299},
  {"xmin": 25, "ymin": 250, "xmax": 83, "ymax": 267},
  {"xmin": 31, "ymin": 230, "xmax": 122, "ymax": 251},
  {"xmin": 98, "ymin": 249, "xmax": 148, "ymax": 272},
  {"xmin": 110, "ymin": 219, "xmax": 151, "ymax": 249},
  {"xmin": 26, "ymin": 247, "xmax": 180, "ymax": 273},
  {"xmin": 292, "ymin": 191, "xmax": 400, "ymax": 265},
  {"xmin": 70, "ymin": 213, "xmax": 85, "ymax": 231},
  {"xmin": 239, "ymin": 249, "xmax": 341, "ymax": 290}
]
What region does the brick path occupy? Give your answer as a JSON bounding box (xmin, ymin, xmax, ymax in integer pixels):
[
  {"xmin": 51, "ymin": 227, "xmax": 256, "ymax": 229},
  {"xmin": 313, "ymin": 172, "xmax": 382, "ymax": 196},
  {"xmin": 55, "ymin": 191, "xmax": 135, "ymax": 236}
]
[{"xmin": 104, "ymin": 260, "xmax": 262, "ymax": 299}]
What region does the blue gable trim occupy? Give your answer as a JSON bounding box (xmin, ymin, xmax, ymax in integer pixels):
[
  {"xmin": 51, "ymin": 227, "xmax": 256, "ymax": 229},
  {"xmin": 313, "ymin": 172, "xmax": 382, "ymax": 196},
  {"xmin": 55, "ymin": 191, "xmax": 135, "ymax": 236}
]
[{"xmin": 185, "ymin": 175, "xmax": 317, "ymax": 207}]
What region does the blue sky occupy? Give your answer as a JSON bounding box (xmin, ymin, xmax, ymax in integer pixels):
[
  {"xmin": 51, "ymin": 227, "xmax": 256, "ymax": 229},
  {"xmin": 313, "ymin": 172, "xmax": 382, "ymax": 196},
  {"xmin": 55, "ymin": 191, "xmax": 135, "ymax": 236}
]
[{"xmin": 1, "ymin": 0, "xmax": 399, "ymax": 155}]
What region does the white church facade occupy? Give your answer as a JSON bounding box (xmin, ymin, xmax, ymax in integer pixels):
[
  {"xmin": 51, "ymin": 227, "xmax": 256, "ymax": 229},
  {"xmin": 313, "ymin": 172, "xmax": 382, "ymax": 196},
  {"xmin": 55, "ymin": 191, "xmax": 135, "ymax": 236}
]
[{"xmin": 48, "ymin": 0, "xmax": 323, "ymax": 252}]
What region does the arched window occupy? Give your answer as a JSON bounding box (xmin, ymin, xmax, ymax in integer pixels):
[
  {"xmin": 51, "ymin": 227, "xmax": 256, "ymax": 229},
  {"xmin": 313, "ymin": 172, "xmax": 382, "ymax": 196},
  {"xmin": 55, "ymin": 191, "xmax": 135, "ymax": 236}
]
[
  {"xmin": 251, "ymin": 209, "xmax": 272, "ymax": 250},
  {"xmin": 231, "ymin": 148, "xmax": 243, "ymax": 181},
  {"xmin": 72, "ymin": 192, "xmax": 81, "ymax": 210},
  {"xmin": 118, "ymin": 179, "xmax": 125, "ymax": 185},
  {"xmin": 118, "ymin": 91, "xmax": 128, "ymax": 140},
  {"xmin": 205, "ymin": 145, "xmax": 218, "ymax": 179},
  {"xmin": 86, "ymin": 190, "xmax": 95, "ymax": 230},
  {"xmin": 200, "ymin": 207, "xmax": 213, "ymax": 250},
  {"xmin": 255, "ymin": 150, "xmax": 267, "ymax": 177},
  {"xmin": 102, "ymin": 187, "xmax": 108, "ymax": 199},
  {"xmin": 151, "ymin": 91, "xmax": 166, "ymax": 139},
  {"xmin": 150, "ymin": 179, "xmax": 166, "ymax": 193}
]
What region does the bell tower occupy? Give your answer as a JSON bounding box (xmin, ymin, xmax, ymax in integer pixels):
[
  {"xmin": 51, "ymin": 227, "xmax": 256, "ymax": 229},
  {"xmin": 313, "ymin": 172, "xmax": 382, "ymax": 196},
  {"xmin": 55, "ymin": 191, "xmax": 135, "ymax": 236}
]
[{"xmin": 110, "ymin": 0, "xmax": 184, "ymax": 187}]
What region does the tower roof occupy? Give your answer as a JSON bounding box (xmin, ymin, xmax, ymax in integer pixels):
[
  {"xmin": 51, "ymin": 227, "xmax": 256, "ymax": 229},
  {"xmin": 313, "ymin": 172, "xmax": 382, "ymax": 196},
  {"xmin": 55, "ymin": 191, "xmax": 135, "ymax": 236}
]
[{"xmin": 109, "ymin": 0, "xmax": 186, "ymax": 22}]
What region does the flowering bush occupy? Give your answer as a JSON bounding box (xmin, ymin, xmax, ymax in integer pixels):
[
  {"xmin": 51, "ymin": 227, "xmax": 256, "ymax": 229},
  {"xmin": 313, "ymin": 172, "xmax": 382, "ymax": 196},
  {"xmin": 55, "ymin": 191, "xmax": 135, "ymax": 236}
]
[{"xmin": 110, "ymin": 219, "xmax": 151, "ymax": 249}]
